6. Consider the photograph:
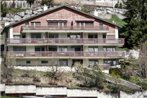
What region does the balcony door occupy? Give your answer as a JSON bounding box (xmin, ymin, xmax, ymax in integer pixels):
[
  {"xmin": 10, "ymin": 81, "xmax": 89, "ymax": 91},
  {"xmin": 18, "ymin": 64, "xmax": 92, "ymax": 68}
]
[
  {"xmin": 31, "ymin": 22, "xmax": 41, "ymax": 27},
  {"xmin": 67, "ymin": 33, "xmax": 82, "ymax": 39},
  {"xmin": 88, "ymin": 47, "xmax": 98, "ymax": 52},
  {"xmin": 13, "ymin": 46, "xmax": 26, "ymax": 52},
  {"xmin": 31, "ymin": 33, "xmax": 41, "ymax": 38},
  {"xmin": 104, "ymin": 59, "xmax": 118, "ymax": 66},
  {"xmin": 89, "ymin": 59, "xmax": 99, "ymax": 67},
  {"xmin": 71, "ymin": 46, "xmax": 83, "ymax": 51},
  {"xmin": 48, "ymin": 33, "xmax": 58, "ymax": 38},
  {"xmin": 58, "ymin": 46, "xmax": 68, "ymax": 52},
  {"xmin": 47, "ymin": 20, "xmax": 67, "ymax": 28},
  {"xmin": 35, "ymin": 46, "xmax": 45, "ymax": 51},
  {"xmin": 76, "ymin": 21, "xmax": 94, "ymax": 28},
  {"xmin": 103, "ymin": 47, "xmax": 116, "ymax": 52},
  {"xmin": 88, "ymin": 34, "xmax": 97, "ymax": 38},
  {"xmin": 72, "ymin": 59, "xmax": 83, "ymax": 66}
]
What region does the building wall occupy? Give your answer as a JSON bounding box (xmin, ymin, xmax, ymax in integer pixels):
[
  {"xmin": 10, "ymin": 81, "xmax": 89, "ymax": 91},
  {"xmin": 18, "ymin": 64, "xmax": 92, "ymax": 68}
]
[
  {"xmin": 12, "ymin": 7, "xmax": 116, "ymax": 36},
  {"xmin": 6, "ymin": 6, "xmax": 122, "ymax": 69}
]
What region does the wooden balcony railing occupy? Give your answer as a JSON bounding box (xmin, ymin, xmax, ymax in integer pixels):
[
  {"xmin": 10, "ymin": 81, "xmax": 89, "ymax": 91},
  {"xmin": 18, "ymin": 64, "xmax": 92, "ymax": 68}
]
[
  {"xmin": 22, "ymin": 26, "xmax": 109, "ymax": 31},
  {"xmin": 8, "ymin": 51, "xmax": 125, "ymax": 58},
  {"xmin": 7, "ymin": 38, "xmax": 124, "ymax": 45}
]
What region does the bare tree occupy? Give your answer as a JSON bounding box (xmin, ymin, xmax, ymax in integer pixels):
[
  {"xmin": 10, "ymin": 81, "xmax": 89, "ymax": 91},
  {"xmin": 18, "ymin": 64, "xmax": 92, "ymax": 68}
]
[
  {"xmin": 139, "ymin": 41, "xmax": 147, "ymax": 78},
  {"xmin": 74, "ymin": 63, "xmax": 105, "ymax": 89},
  {"xmin": 1, "ymin": 51, "xmax": 16, "ymax": 83},
  {"xmin": 44, "ymin": 60, "xmax": 63, "ymax": 85}
]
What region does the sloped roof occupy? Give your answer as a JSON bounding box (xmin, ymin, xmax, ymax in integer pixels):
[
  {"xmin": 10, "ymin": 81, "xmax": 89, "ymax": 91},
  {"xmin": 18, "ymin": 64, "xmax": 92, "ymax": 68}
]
[{"xmin": 3, "ymin": 5, "xmax": 119, "ymax": 29}]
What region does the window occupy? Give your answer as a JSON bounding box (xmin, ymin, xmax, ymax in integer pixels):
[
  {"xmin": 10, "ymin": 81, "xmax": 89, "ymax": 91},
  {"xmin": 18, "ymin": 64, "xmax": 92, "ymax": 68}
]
[
  {"xmin": 35, "ymin": 46, "xmax": 45, "ymax": 51},
  {"xmin": 107, "ymin": 35, "xmax": 115, "ymax": 39},
  {"xmin": 22, "ymin": 34, "xmax": 26, "ymax": 38},
  {"xmin": 59, "ymin": 22, "xmax": 67, "ymax": 27},
  {"xmin": 31, "ymin": 22, "xmax": 41, "ymax": 27},
  {"xmin": 26, "ymin": 61, "xmax": 31, "ymax": 64},
  {"xmin": 49, "ymin": 33, "xmax": 58, "ymax": 38},
  {"xmin": 48, "ymin": 46, "xmax": 57, "ymax": 51},
  {"xmin": 13, "ymin": 35, "xmax": 20, "ymax": 38},
  {"xmin": 88, "ymin": 34, "xmax": 97, "ymax": 38},
  {"xmin": 13, "ymin": 46, "xmax": 26, "ymax": 51},
  {"xmin": 103, "ymin": 47, "xmax": 116, "ymax": 52},
  {"xmin": 67, "ymin": 34, "xmax": 81, "ymax": 38},
  {"xmin": 103, "ymin": 34, "xmax": 106, "ymax": 38},
  {"xmin": 48, "ymin": 20, "xmax": 67, "ymax": 28},
  {"xmin": 104, "ymin": 60, "xmax": 111, "ymax": 64},
  {"xmin": 77, "ymin": 21, "xmax": 84, "ymax": 27},
  {"xmin": 99, "ymin": 22, "xmax": 103, "ymax": 30},
  {"xmin": 76, "ymin": 21, "xmax": 94, "ymax": 28},
  {"xmin": 25, "ymin": 22, "xmax": 29, "ymax": 26},
  {"xmin": 85, "ymin": 21, "xmax": 94, "ymax": 27},
  {"xmin": 31, "ymin": 33, "xmax": 41, "ymax": 38},
  {"xmin": 104, "ymin": 59, "xmax": 118, "ymax": 66},
  {"xmin": 59, "ymin": 59, "xmax": 68, "ymax": 66},
  {"xmin": 41, "ymin": 61, "xmax": 48, "ymax": 64},
  {"xmin": 89, "ymin": 60, "xmax": 98, "ymax": 67},
  {"xmin": 88, "ymin": 47, "xmax": 98, "ymax": 52},
  {"xmin": 48, "ymin": 21, "xmax": 58, "ymax": 27},
  {"xmin": 58, "ymin": 47, "xmax": 67, "ymax": 52}
]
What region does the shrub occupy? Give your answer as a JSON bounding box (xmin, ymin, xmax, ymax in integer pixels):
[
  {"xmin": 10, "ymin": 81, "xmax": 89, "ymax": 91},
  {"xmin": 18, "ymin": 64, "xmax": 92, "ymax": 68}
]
[
  {"xmin": 33, "ymin": 77, "xmax": 40, "ymax": 82},
  {"xmin": 109, "ymin": 68, "xmax": 121, "ymax": 78},
  {"xmin": 21, "ymin": 73, "xmax": 30, "ymax": 78},
  {"xmin": 129, "ymin": 76, "xmax": 141, "ymax": 83},
  {"xmin": 107, "ymin": 84, "xmax": 119, "ymax": 93},
  {"xmin": 137, "ymin": 81, "xmax": 147, "ymax": 90}
]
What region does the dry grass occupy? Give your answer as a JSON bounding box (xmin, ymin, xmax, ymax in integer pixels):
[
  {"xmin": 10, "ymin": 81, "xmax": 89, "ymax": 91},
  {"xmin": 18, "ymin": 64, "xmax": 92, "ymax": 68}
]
[{"xmin": 9, "ymin": 69, "xmax": 80, "ymax": 88}]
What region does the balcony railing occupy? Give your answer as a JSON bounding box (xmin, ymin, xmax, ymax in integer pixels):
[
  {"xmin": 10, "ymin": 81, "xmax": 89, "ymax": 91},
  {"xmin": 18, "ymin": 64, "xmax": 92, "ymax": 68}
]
[
  {"xmin": 7, "ymin": 38, "xmax": 124, "ymax": 45},
  {"xmin": 22, "ymin": 26, "xmax": 109, "ymax": 31},
  {"xmin": 8, "ymin": 51, "xmax": 125, "ymax": 58}
]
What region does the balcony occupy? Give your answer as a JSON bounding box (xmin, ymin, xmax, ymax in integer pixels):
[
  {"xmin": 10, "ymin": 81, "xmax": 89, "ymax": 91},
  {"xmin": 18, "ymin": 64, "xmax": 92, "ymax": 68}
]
[
  {"xmin": 7, "ymin": 38, "xmax": 124, "ymax": 46},
  {"xmin": 22, "ymin": 26, "xmax": 109, "ymax": 33},
  {"xmin": 8, "ymin": 51, "xmax": 125, "ymax": 59}
]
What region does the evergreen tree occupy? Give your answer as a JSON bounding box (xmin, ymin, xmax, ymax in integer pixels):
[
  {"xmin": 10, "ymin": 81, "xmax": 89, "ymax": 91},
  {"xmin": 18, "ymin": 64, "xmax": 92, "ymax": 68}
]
[
  {"xmin": 123, "ymin": 0, "xmax": 147, "ymax": 48},
  {"xmin": 1, "ymin": 2, "xmax": 8, "ymax": 17}
]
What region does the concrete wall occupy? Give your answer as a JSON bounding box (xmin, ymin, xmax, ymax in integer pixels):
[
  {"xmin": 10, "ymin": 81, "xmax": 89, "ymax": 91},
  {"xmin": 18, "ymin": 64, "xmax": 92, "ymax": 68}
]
[
  {"xmin": 5, "ymin": 85, "xmax": 36, "ymax": 94},
  {"xmin": 120, "ymin": 91, "xmax": 144, "ymax": 98},
  {"xmin": 67, "ymin": 89, "xmax": 97, "ymax": 97},
  {"xmin": 36, "ymin": 87, "xmax": 67, "ymax": 96},
  {"xmin": 0, "ymin": 84, "xmax": 146, "ymax": 98},
  {"xmin": 14, "ymin": 66, "xmax": 75, "ymax": 72}
]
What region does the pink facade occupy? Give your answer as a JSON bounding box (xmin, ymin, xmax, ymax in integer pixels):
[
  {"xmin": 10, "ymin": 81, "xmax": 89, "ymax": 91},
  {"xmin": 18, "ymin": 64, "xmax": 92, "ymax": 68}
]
[{"xmin": 12, "ymin": 7, "xmax": 115, "ymax": 34}]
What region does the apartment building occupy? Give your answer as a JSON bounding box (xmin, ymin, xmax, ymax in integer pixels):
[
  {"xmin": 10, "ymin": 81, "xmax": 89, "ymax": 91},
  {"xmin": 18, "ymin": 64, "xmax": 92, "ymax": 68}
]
[{"xmin": 2, "ymin": 6, "xmax": 124, "ymax": 71}]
